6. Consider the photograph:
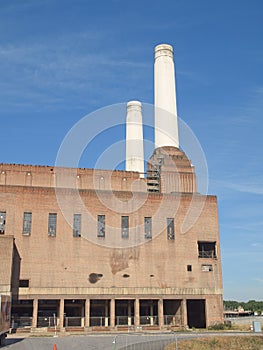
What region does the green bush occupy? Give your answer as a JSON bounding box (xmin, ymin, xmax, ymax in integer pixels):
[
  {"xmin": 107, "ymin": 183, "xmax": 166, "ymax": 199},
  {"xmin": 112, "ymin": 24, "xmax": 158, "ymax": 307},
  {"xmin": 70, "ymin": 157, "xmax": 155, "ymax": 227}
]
[{"xmin": 208, "ymin": 322, "xmax": 232, "ymax": 330}]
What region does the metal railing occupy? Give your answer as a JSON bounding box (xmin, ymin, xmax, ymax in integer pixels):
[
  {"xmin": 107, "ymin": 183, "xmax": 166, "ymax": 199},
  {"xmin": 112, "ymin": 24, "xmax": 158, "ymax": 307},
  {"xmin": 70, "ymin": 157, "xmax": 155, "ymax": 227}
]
[
  {"xmin": 139, "ymin": 315, "xmax": 158, "ymax": 325},
  {"xmin": 198, "ymin": 250, "xmax": 217, "ymax": 258},
  {"xmin": 64, "ymin": 317, "xmax": 83, "ymax": 327},
  {"xmin": 115, "ymin": 316, "xmax": 134, "ymax": 326},
  {"xmin": 90, "ymin": 316, "xmax": 109, "ymax": 327},
  {"xmin": 164, "ymin": 315, "xmax": 182, "ymax": 326},
  {"xmin": 11, "ymin": 316, "xmax": 32, "ymax": 328},
  {"xmin": 12, "ymin": 314, "xmax": 182, "ymax": 329},
  {"xmin": 37, "ymin": 316, "xmax": 57, "ymax": 328}
]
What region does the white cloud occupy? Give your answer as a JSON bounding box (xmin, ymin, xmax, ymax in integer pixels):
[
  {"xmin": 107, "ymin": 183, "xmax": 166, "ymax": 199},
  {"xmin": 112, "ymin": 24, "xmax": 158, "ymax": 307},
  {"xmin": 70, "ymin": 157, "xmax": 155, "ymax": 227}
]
[{"xmin": 0, "ymin": 33, "xmax": 150, "ymax": 111}]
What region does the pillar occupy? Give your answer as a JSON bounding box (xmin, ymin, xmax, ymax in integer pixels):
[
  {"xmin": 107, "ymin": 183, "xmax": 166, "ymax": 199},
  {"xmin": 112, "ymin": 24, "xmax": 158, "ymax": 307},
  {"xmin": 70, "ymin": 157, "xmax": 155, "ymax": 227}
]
[
  {"xmin": 81, "ymin": 300, "xmax": 85, "ymax": 327},
  {"xmin": 85, "ymin": 299, "xmax": 90, "ymax": 328},
  {"xmin": 105, "ymin": 300, "xmax": 109, "ymax": 327},
  {"xmin": 134, "ymin": 298, "xmax": 140, "ymax": 327},
  {"xmin": 128, "ymin": 300, "xmax": 132, "ymax": 326},
  {"xmin": 110, "ymin": 299, "xmax": 115, "ymax": 328},
  {"xmin": 32, "ymin": 299, "xmax": 38, "ymax": 328},
  {"xmin": 59, "ymin": 299, "xmax": 64, "ymax": 329},
  {"xmin": 182, "ymin": 299, "xmax": 188, "ymax": 328},
  {"xmin": 150, "ymin": 304, "xmax": 154, "ymax": 325},
  {"xmin": 158, "ymin": 299, "xmax": 164, "ymax": 328}
]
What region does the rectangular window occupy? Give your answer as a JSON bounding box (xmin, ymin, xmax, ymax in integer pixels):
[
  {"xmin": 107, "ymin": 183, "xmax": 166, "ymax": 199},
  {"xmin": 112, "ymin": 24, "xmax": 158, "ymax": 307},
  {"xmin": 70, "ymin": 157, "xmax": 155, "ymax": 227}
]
[
  {"xmin": 121, "ymin": 216, "xmax": 129, "ymax": 239},
  {"xmin": 0, "ymin": 211, "xmax": 6, "ymax": 234},
  {"xmin": 202, "ymin": 264, "xmax": 213, "ymax": 272},
  {"xmin": 48, "ymin": 213, "xmax": 57, "ymax": 237},
  {"xmin": 198, "ymin": 241, "xmax": 217, "ymax": 258},
  {"xmin": 144, "ymin": 217, "xmax": 152, "ymax": 239},
  {"xmin": 73, "ymin": 214, "xmax": 81, "ymax": 237},
  {"xmin": 97, "ymin": 215, "xmax": 105, "ymax": 238},
  {"xmin": 167, "ymin": 218, "xmax": 175, "ymax": 240},
  {"xmin": 187, "ymin": 265, "xmax": 192, "ymax": 272},
  {"xmin": 19, "ymin": 279, "xmax": 29, "ymax": 288},
  {"xmin": 23, "ymin": 212, "xmax": 32, "ymax": 235}
]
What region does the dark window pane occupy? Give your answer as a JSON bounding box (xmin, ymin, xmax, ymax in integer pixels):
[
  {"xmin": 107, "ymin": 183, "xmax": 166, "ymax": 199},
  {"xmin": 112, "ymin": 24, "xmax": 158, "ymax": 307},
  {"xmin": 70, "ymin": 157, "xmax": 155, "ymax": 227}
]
[
  {"xmin": 167, "ymin": 218, "xmax": 175, "ymax": 240},
  {"xmin": 144, "ymin": 217, "xmax": 152, "ymax": 239},
  {"xmin": 121, "ymin": 216, "xmax": 129, "ymax": 239},
  {"xmin": 23, "ymin": 212, "xmax": 32, "ymax": 235},
  {"xmin": 0, "ymin": 211, "xmax": 6, "ymax": 234},
  {"xmin": 48, "ymin": 213, "xmax": 57, "ymax": 237},
  {"xmin": 98, "ymin": 215, "xmax": 105, "ymax": 237},
  {"xmin": 198, "ymin": 241, "xmax": 217, "ymax": 258},
  {"xmin": 73, "ymin": 214, "xmax": 81, "ymax": 237}
]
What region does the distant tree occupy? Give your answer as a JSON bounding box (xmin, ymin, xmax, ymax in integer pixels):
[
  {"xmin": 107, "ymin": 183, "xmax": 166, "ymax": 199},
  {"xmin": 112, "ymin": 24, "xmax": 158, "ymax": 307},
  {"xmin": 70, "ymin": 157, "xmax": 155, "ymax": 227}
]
[
  {"xmin": 223, "ymin": 300, "xmax": 239, "ymax": 311},
  {"xmin": 224, "ymin": 300, "xmax": 263, "ymax": 313}
]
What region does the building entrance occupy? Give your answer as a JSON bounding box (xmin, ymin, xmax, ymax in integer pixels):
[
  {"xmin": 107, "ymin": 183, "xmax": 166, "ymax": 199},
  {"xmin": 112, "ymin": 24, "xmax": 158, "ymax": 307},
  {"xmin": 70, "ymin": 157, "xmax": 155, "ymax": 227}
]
[{"xmin": 187, "ymin": 299, "xmax": 206, "ymax": 328}]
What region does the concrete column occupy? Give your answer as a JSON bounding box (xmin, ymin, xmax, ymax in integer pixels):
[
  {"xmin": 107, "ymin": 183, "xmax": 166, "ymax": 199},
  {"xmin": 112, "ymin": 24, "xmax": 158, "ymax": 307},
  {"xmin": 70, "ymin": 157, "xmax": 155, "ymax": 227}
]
[
  {"xmin": 59, "ymin": 299, "xmax": 64, "ymax": 329},
  {"xmin": 105, "ymin": 300, "xmax": 109, "ymax": 327},
  {"xmin": 134, "ymin": 298, "xmax": 140, "ymax": 327},
  {"xmin": 154, "ymin": 43, "xmax": 179, "ymax": 149},
  {"xmin": 182, "ymin": 299, "xmax": 188, "ymax": 328},
  {"xmin": 128, "ymin": 300, "xmax": 132, "ymax": 326},
  {"xmin": 150, "ymin": 304, "xmax": 154, "ymax": 325},
  {"xmin": 81, "ymin": 301, "xmax": 85, "ymax": 327},
  {"xmin": 158, "ymin": 299, "xmax": 164, "ymax": 328},
  {"xmin": 32, "ymin": 299, "xmax": 38, "ymax": 328},
  {"xmin": 85, "ymin": 299, "xmax": 90, "ymax": 328},
  {"xmin": 110, "ymin": 299, "xmax": 115, "ymax": 328},
  {"xmin": 125, "ymin": 101, "xmax": 144, "ymax": 176}
]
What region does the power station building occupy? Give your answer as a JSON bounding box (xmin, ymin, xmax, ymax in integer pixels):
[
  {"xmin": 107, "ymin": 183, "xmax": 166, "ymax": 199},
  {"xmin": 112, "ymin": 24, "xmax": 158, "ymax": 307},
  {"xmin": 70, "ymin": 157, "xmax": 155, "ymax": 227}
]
[{"xmin": 0, "ymin": 44, "xmax": 224, "ymax": 331}]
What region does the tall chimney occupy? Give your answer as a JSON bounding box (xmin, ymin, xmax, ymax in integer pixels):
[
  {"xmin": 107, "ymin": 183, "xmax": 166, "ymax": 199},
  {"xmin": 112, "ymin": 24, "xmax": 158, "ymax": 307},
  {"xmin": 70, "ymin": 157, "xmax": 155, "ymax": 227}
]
[
  {"xmin": 125, "ymin": 101, "xmax": 144, "ymax": 175},
  {"xmin": 154, "ymin": 43, "xmax": 179, "ymax": 149}
]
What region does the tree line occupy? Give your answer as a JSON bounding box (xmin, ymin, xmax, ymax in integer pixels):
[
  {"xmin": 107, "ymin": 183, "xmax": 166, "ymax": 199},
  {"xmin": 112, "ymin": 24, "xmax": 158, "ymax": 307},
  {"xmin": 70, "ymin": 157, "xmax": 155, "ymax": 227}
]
[{"xmin": 224, "ymin": 300, "xmax": 263, "ymax": 313}]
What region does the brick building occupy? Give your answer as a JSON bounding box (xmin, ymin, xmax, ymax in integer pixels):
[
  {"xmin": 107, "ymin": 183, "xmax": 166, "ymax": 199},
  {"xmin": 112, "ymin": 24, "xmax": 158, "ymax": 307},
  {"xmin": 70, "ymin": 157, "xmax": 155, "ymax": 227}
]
[{"xmin": 0, "ymin": 44, "xmax": 223, "ymax": 331}]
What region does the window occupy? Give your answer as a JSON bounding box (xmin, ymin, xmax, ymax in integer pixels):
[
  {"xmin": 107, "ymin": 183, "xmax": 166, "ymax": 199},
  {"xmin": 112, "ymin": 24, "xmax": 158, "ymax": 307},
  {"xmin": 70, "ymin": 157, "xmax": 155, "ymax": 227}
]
[
  {"xmin": 73, "ymin": 214, "xmax": 81, "ymax": 237},
  {"xmin": 48, "ymin": 213, "xmax": 57, "ymax": 237},
  {"xmin": 19, "ymin": 279, "xmax": 29, "ymax": 288},
  {"xmin": 198, "ymin": 241, "xmax": 217, "ymax": 258},
  {"xmin": 187, "ymin": 265, "xmax": 192, "ymax": 272},
  {"xmin": 23, "ymin": 212, "xmax": 32, "ymax": 235},
  {"xmin": 202, "ymin": 264, "xmax": 213, "ymax": 272},
  {"xmin": 97, "ymin": 215, "xmax": 105, "ymax": 238},
  {"xmin": 167, "ymin": 218, "xmax": 175, "ymax": 240},
  {"xmin": 144, "ymin": 217, "xmax": 152, "ymax": 239},
  {"xmin": 121, "ymin": 216, "xmax": 129, "ymax": 239},
  {"xmin": 0, "ymin": 211, "xmax": 6, "ymax": 234}
]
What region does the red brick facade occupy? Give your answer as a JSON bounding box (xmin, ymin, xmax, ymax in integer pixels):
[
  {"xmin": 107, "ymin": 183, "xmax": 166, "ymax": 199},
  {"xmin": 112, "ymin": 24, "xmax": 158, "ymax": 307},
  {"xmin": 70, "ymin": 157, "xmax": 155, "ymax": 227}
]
[{"xmin": 0, "ymin": 146, "xmax": 224, "ymax": 330}]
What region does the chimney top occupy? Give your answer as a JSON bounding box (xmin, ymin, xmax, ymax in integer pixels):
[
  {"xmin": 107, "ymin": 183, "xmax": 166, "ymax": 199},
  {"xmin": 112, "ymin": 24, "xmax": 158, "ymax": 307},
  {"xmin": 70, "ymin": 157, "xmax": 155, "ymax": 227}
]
[
  {"xmin": 154, "ymin": 44, "xmax": 174, "ymax": 60},
  {"xmin": 127, "ymin": 100, "xmax": 142, "ymax": 107}
]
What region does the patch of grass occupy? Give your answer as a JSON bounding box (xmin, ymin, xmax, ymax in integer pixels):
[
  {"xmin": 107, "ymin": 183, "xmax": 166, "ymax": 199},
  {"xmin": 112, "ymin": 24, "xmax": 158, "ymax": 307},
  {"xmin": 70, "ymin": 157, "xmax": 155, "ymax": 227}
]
[
  {"xmin": 207, "ymin": 323, "xmax": 232, "ymax": 331},
  {"xmin": 165, "ymin": 336, "xmax": 263, "ymax": 350}
]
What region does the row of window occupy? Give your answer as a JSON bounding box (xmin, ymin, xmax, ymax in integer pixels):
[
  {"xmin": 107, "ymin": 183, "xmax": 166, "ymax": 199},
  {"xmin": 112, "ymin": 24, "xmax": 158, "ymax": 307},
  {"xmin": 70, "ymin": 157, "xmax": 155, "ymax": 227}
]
[
  {"xmin": 0, "ymin": 211, "xmax": 175, "ymax": 241},
  {"xmin": 0, "ymin": 210, "xmax": 217, "ymax": 258}
]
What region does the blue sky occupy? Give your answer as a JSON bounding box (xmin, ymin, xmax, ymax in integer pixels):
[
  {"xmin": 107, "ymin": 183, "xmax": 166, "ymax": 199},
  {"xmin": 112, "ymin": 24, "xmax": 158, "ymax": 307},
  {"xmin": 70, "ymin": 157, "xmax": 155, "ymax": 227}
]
[{"xmin": 0, "ymin": 0, "xmax": 262, "ymax": 301}]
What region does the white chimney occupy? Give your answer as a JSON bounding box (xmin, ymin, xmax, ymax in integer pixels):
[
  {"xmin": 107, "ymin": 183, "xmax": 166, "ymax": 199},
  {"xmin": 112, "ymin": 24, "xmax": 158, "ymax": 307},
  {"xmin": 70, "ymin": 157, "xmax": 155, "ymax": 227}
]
[
  {"xmin": 125, "ymin": 101, "xmax": 144, "ymax": 175},
  {"xmin": 154, "ymin": 43, "xmax": 179, "ymax": 149}
]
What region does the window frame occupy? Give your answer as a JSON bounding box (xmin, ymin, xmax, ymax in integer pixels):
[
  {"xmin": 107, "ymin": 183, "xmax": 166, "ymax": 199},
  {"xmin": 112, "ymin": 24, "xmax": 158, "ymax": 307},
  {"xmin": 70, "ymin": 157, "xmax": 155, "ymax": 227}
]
[
  {"xmin": 144, "ymin": 217, "xmax": 152, "ymax": 239},
  {"xmin": 198, "ymin": 241, "xmax": 217, "ymax": 259},
  {"xmin": 73, "ymin": 213, "xmax": 81, "ymax": 237},
  {"xmin": 167, "ymin": 218, "xmax": 175, "ymax": 240},
  {"xmin": 23, "ymin": 212, "xmax": 32, "ymax": 236},
  {"xmin": 121, "ymin": 216, "xmax": 129, "ymax": 239},
  {"xmin": 48, "ymin": 213, "xmax": 57, "ymax": 237},
  {"xmin": 0, "ymin": 211, "xmax": 6, "ymax": 234},
  {"xmin": 97, "ymin": 214, "xmax": 105, "ymax": 238}
]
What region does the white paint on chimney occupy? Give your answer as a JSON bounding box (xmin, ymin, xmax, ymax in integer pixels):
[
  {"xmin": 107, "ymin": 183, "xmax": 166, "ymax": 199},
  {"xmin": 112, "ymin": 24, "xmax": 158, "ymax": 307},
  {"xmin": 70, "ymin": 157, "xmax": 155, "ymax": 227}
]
[
  {"xmin": 154, "ymin": 43, "xmax": 179, "ymax": 148},
  {"xmin": 125, "ymin": 101, "xmax": 144, "ymax": 176}
]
